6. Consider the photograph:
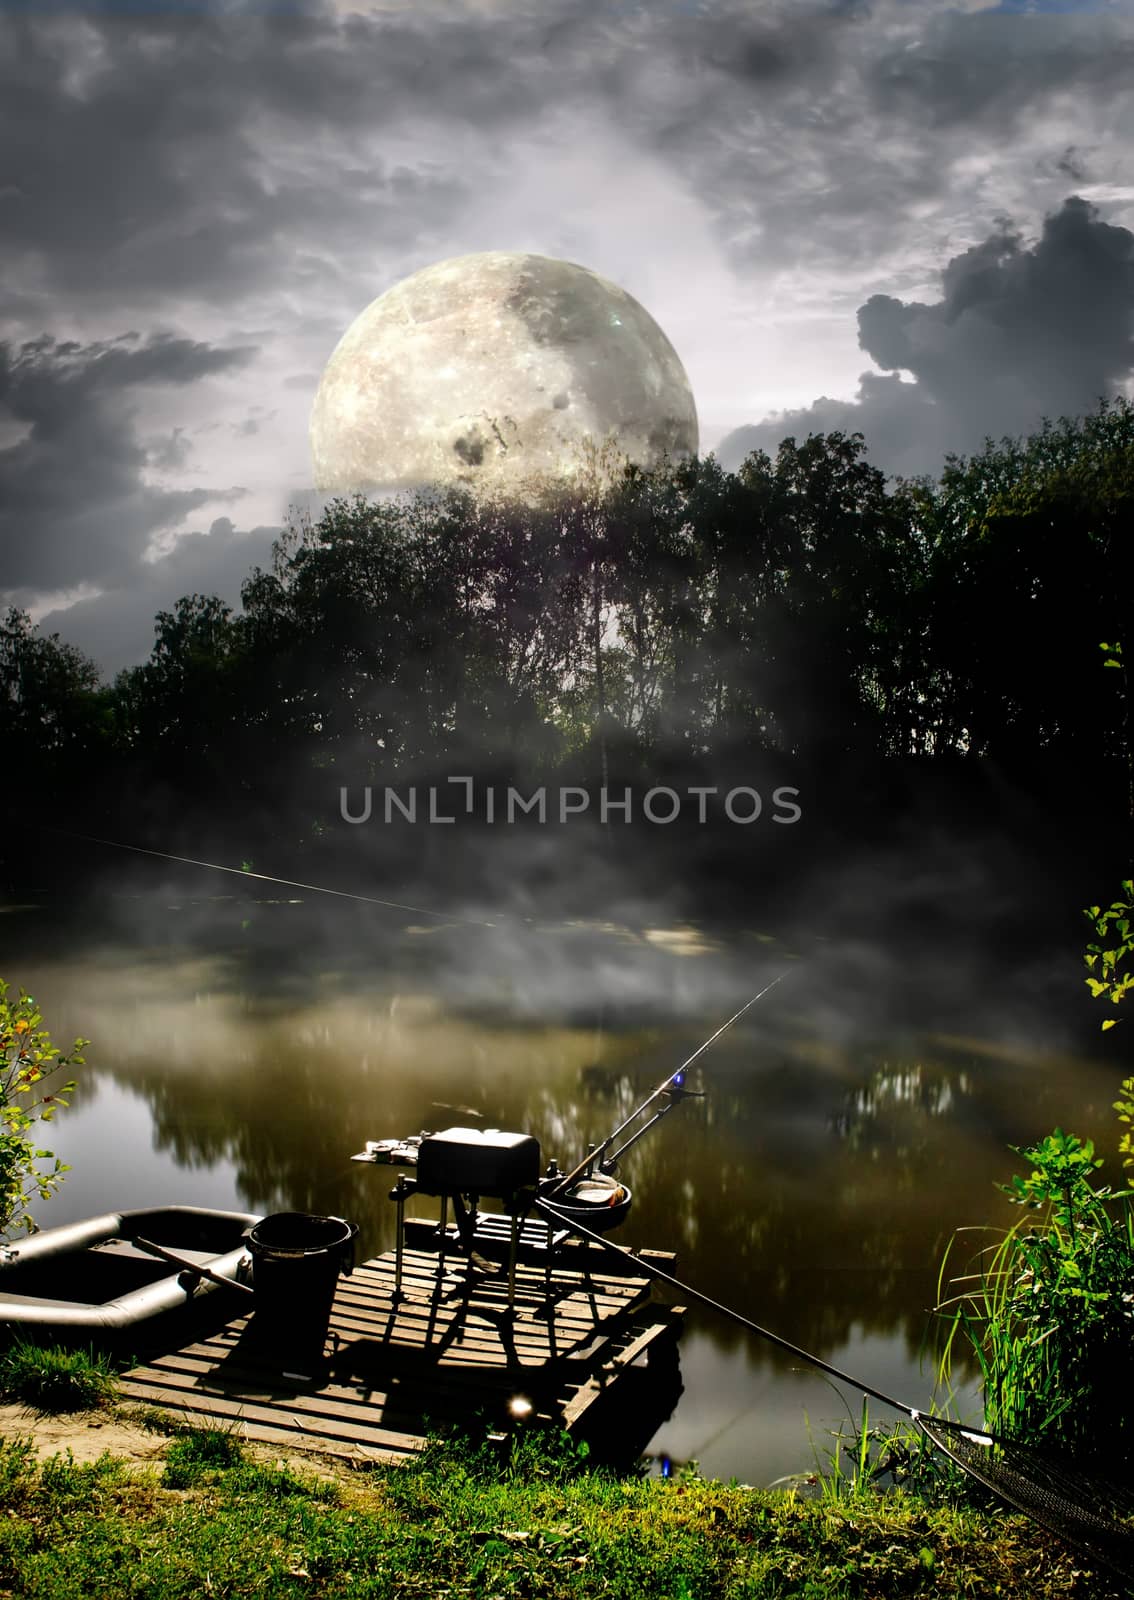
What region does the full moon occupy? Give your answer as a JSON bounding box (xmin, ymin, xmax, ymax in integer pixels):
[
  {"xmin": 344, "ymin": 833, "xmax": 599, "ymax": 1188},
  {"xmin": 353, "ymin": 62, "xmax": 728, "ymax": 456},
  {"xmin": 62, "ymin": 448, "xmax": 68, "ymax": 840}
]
[{"xmin": 309, "ymin": 251, "xmax": 699, "ymax": 502}]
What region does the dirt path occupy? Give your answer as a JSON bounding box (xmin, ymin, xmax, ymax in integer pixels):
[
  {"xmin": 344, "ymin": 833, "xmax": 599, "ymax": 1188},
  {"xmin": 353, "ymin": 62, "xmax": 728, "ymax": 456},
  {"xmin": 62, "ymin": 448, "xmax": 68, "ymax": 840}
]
[
  {"xmin": 0, "ymin": 1402, "xmax": 351, "ymax": 1482},
  {"xmin": 0, "ymin": 1402, "xmax": 168, "ymax": 1466}
]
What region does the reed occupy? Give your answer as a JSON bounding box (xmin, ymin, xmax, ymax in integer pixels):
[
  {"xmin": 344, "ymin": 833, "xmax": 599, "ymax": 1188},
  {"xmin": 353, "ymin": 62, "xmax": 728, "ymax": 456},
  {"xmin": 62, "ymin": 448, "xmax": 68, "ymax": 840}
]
[{"xmin": 936, "ymin": 1129, "xmax": 1134, "ymax": 1470}]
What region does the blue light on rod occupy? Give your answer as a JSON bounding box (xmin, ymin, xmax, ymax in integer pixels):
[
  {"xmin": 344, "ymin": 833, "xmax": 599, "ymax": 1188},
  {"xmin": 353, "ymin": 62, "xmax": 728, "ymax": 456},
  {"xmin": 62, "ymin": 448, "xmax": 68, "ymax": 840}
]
[{"xmin": 674, "ymin": 1071, "xmax": 685, "ymax": 1087}]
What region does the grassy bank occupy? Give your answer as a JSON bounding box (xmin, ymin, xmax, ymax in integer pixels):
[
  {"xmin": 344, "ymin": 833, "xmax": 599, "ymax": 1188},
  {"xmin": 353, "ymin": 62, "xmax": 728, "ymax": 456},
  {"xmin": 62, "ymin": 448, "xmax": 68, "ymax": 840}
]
[{"xmin": 0, "ymin": 1421, "xmax": 1125, "ymax": 1600}]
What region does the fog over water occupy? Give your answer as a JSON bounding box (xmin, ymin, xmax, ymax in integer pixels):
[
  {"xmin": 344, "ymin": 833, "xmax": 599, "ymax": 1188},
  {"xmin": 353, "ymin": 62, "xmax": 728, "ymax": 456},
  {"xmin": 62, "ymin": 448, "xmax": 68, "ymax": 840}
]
[{"xmin": 1, "ymin": 874, "xmax": 1125, "ymax": 1484}]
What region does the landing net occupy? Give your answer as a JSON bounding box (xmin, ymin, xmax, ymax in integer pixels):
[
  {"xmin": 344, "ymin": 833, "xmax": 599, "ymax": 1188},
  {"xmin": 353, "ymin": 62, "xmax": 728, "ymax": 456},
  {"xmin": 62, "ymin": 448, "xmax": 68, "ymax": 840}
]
[{"xmin": 913, "ymin": 1415, "xmax": 1134, "ymax": 1586}]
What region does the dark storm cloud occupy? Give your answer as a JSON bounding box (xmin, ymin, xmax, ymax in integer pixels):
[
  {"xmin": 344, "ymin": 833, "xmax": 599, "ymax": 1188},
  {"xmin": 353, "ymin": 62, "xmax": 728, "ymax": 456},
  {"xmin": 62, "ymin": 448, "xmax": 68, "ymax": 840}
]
[
  {"xmin": 633, "ymin": 5, "xmax": 1134, "ymax": 274},
  {"xmin": 0, "ymin": 5, "xmax": 469, "ymax": 308},
  {"xmin": 865, "ymin": 9, "xmax": 1132, "ymax": 132},
  {"xmin": 37, "ymin": 515, "xmax": 281, "ymax": 677},
  {"xmin": 4, "ymin": 1, "xmax": 1130, "ymax": 314},
  {"xmin": 715, "ymin": 196, "xmax": 1134, "ymax": 480},
  {"xmin": 0, "ymin": 332, "xmax": 255, "ymax": 590},
  {"xmin": 1055, "ymin": 147, "xmax": 1090, "ymax": 183}
]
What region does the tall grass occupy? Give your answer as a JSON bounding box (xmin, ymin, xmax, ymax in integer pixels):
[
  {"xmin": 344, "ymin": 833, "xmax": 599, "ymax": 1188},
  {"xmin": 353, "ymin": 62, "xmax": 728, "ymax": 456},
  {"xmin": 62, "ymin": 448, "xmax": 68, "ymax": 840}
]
[
  {"xmin": 0, "ymin": 1340, "xmax": 117, "ymax": 1413},
  {"xmin": 936, "ymin": 1129, "xmax": 1134, "ymax": 1472},
  {"xmin": 796, "ymin": 1398, "xmax": 971, "ymax": 1507}
]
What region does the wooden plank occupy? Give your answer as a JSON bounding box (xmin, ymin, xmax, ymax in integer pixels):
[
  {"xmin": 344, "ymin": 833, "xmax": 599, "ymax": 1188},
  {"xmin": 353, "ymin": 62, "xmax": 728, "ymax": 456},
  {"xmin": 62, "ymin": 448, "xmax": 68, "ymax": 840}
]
[
  {"xmin": 560, "ymin": 1374, "xmax": 610, "ymax": 1430},
  {"xmin": 220, "ymin": 1280, "xmax": 648, "ymax": 1354},
  {"xmin": 346, "ymin": 1258, "xmax": 647, "ymax": 1309},
  {"xmin": 334, "ymin": 1301, "xmax": 644, "ymax": 1345},
  {"xmin": 140, "ymin": 1324, "xmax": 615, "ymax": 1403},
  {"xmin": 122, "ymin": 1350, "xmax": 602, "ymax": 1448},
  {"xmin": 119, "ymin": 1381, "xmax": 424, "ymax": 1463},
  {"xmin": 332, "ymin": 1279, "xmax": 640, "ymax": 1330},
  {"xmin": 608, "ymin": 1308, "xmax": 685, "ymax": 1371},
  {"xmin": 119, "ymin": 1375, "xmax": 431, "ymax": 1455},
  {"xmin": 142, "ymin": 1345, "xmax": 545, "ymax": 1418},
  {"xmin": 397, "ymin": 1228, "xmax": 674, "ymax": 1281},
  {"xmin": 394, "ymin": 1230, "xmax": 675, "ymax": 1265},
  {"xmin": 325, "ymin": 1288, "xmax": 654, "ymax": 1353},
  {"xmin": 347, "ymin": 1252, "xmax": 643, "ymax": 1295},
  {"xmin": 146, "ymin": 1280, "xmax": 655, "ymax": 1369},
  {"xmin": 338, "ymin": 1273, "xmax": 643, "ymax": 1319},
  {"xmin": 560, "ymin": 1316, "xmax": 684, "ymax": 1432},
  {"xmin": 156, "ymin": 1336, "xmax": 519, "ymax": 1400},
  {"xmin": 121, "ymin": 1361, "xmax": 472, "ymax": 1439},
  {"xmin": 324, "ymin": 1302, "xmax": 635, "ymax": 1360},
  {"xmin": 141, "ymin": 1304, "xmax": 650, "ymax": 1375}
]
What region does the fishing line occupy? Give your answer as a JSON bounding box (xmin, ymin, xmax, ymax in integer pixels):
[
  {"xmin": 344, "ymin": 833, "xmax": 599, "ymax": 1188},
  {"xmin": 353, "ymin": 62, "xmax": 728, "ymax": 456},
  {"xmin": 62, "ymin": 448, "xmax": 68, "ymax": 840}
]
[{"xmin": 36, "ymin": 825, "xmax": 509, "ymax": 931}]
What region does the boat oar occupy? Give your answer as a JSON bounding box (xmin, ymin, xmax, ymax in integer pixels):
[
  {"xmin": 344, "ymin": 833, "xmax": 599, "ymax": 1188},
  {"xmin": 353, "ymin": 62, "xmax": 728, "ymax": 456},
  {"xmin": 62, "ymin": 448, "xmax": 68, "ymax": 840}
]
[{"xmin": 134, "ymin": 1236, "xmax": 255, "ymax": 1296}]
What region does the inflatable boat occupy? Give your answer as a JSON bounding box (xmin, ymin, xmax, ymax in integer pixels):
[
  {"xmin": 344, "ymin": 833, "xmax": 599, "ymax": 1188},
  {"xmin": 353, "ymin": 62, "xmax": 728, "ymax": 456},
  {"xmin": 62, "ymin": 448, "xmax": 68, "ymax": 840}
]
[{"xmin": 0, "ymin": 1205, "xmax": 261, "ymax": 1329}]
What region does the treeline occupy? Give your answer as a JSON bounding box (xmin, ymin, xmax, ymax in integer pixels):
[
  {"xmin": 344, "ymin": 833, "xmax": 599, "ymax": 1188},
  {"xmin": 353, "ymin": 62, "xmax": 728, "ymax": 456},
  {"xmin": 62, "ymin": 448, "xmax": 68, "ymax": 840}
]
[{"xmin": 3, "ymin": 401, "xmax": 1132, "ymax": 897}]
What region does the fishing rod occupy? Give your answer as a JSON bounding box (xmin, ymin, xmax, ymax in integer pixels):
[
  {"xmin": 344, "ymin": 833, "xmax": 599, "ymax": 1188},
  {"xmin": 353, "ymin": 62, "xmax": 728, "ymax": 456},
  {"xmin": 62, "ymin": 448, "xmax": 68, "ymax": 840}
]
[
  {"xmin": 544, "ymin": 972, "xmax": 788, "ymax": 1198},
  {"xmin": 536, "ymin": 1195, "xmax": 914, "ymax": 1416},
  {"xmin": 532, "ymin": 1196, "xmax": 1134, "ymax": 1590}
]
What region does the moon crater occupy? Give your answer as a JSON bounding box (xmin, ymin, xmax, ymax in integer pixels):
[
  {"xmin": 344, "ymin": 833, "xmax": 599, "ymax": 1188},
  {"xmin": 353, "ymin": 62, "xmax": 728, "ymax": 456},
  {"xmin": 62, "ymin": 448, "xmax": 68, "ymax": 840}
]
[{"xmin": 310, "ymin": 251, "xmax": 698, "ymax": 501}]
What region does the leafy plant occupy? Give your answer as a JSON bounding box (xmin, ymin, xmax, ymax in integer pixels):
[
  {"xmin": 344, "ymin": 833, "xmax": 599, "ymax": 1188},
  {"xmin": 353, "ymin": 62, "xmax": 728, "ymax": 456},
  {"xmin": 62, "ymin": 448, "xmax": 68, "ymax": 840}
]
[
  {"xmin": 1084, "ymin": 875, "xmax": 1134, "ymax": 1031},
  {"xmin": 0, "ymin": 1341, "xmax": 117, "ymax": 1413},
  {"xmin": 1083, "ymin": 852, "xmax": 1134, "ymax": 1176},
  {"xmin": 1115, "ymin": 1078, "xmax": 1134, "ymax": 1178},
  {"xmin": 0, "ymin": 980, "xmax": 88, "ymax": 1237},
  {"xmin": 936, "ymin": 1129, "xmax": 1134, "ymax": 1472}
]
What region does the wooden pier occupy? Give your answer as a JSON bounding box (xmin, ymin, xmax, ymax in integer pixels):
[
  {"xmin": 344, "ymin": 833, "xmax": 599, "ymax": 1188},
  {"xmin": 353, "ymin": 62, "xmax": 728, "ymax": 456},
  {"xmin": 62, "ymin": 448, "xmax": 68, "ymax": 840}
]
[{"xmin": 116, "ymin": 1229, "xmax": 684, "ymax": 1466}]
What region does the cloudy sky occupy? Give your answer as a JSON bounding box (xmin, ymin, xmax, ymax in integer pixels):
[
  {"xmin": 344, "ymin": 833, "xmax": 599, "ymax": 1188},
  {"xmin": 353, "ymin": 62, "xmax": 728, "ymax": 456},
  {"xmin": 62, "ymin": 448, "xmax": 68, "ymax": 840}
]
[{"xmin": 2, "ymin": 0, "xmax": 1133, "ymax": 675}]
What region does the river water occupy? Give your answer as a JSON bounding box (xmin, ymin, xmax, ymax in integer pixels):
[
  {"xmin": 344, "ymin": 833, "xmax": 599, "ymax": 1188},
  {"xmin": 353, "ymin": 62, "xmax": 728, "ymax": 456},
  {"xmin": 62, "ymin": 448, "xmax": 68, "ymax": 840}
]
[{"xmin": 2, "ymin": 884, "xmax": 1124, "ymax": 1485}]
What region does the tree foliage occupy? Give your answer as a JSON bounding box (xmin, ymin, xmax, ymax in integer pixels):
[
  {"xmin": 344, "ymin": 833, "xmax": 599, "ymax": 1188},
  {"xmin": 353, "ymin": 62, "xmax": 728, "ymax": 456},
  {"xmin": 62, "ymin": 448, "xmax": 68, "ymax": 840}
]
[
  {"xmin": 0, "ymin": 608, "xmax": 107, "ymax": 762},
  {"xmin": 0, "ymin": 981, "xmax": 87, "ymax": 1237},
  {"xmin": 5, "ymin": 399, "xmax": 1133, "ymax": 847}
]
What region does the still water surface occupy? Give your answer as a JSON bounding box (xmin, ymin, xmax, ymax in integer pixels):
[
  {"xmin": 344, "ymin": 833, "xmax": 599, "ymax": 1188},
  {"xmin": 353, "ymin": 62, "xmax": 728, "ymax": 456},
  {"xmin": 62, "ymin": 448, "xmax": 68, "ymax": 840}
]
[{"xmin": 2, "ymin": 887, "xmax": 1123, "ymax": 1485}]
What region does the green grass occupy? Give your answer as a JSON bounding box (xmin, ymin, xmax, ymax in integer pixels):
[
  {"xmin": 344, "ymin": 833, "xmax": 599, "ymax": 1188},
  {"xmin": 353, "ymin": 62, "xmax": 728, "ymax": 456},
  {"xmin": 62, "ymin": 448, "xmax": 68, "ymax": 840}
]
[
  {"xmin": 161, "ymin": 1425, "xmax": 247, "ymax": 1488},
  {"xmin": 0, "ymin": 1423, "xmax": 1122, "ymax": 1599},
  {"xmin": 0, "ymin": 1339, "xmax": 118, "ymax": 1413}
]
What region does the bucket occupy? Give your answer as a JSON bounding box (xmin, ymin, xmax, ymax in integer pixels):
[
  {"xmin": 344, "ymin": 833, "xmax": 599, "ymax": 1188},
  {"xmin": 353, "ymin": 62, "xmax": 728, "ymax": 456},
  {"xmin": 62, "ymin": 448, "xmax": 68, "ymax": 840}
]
[{"xmin": 246, "ymin": 1213, "xmax": 358, "ymax": 1371}]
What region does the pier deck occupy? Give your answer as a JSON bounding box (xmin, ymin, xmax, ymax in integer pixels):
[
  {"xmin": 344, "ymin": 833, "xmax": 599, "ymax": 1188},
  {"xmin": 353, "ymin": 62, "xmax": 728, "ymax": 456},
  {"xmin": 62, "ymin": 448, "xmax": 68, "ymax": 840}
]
[{"xmin": 117, "ymin": 1236, "xmax": 684, "ymax": 1465}]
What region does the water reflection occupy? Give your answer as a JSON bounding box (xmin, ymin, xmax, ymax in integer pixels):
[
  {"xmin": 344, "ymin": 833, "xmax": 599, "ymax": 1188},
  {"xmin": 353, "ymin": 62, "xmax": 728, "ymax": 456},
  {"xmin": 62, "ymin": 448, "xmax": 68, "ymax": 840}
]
[
  {"xmin": 835, "ymin": 1062, "xmax": 973, "ymax": 1141},
  {"xmin": 2, "ymin": 895, "xmax": 1126, "ymax": 1483}
]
